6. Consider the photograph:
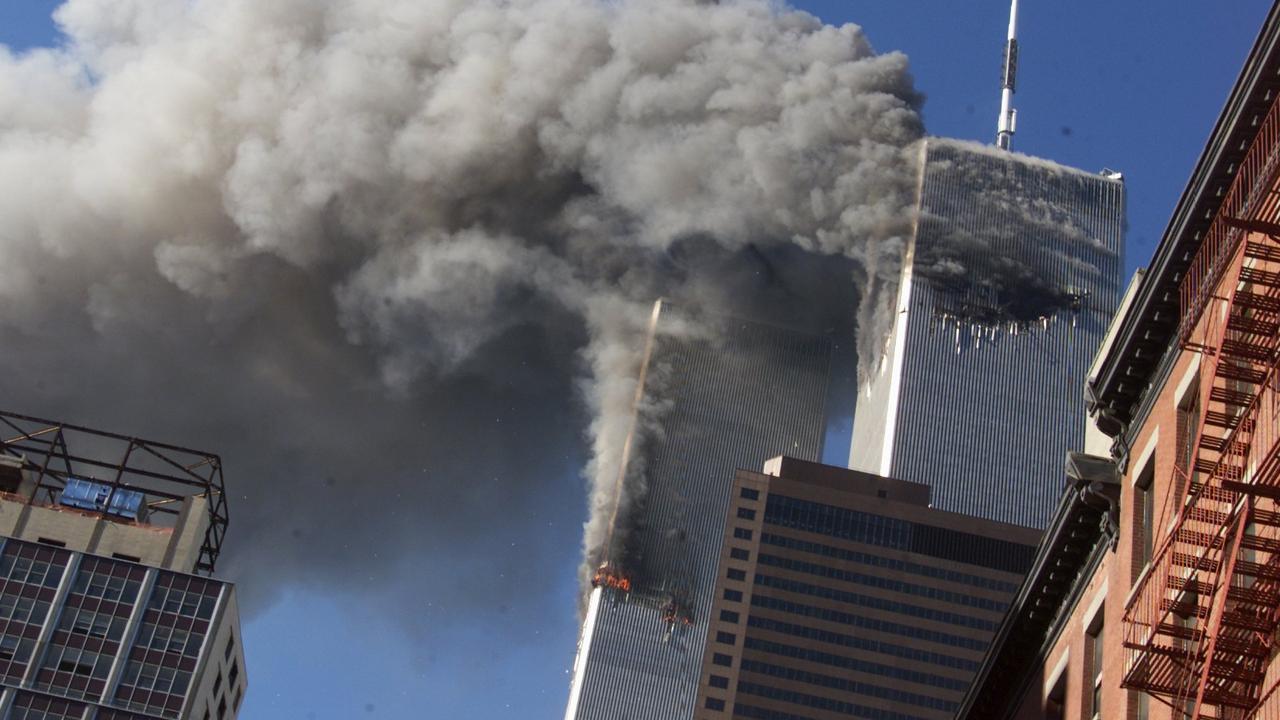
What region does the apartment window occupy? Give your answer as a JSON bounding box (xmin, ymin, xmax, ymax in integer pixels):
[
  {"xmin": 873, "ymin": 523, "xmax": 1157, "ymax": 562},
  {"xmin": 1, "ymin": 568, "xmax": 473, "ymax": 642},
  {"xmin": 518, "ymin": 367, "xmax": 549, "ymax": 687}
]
[
  {"xmin": 1089, "ymin": 619, "xmax": 1104, "ymax": 719},
  {"xmin": 59, "ymin": 607, "xmax": 126, "ymax": 641},
  {"xmin": 2, "ymin": 556, "xmax": 61, "ymax": 587},
  {"xmin": 1045, "ymin": 669, "xmax": 1066, "ymax": 720},
  {"xmin": 9, "ymin": 693, "xmax": 86, "ymax": 720},
  {"xmin": 0, "ymin": 594, "xmax": 52, "ymax": 625},
  {"xmin": 120, "ymin": 659, "xmax": 192, "ymax": 696},
  {"xmin": 1176, "ymin": 381, "xmax": 1200, "ymax": 497},
  {"xmin": 726, "ymin": 568, "xmax": 746, "ymax": 582},
  {"xmin": 723, "ymin": 589, "xmax": 743, "ymax": 602},
  {"xmin": 729, "ymin": 548, "xmax": 749, "ymax": 561},
  {"xmin": 733, "ymin": 528, "xmax": 753, "ymax": 541},
  {"xmin": 737, "ymin": 508, "xmax": 756, "ymax": 521},
  {"xmin": 41, "ymin": 643, "xmax": 112, "ymax": 680},
  {"xmin": 719, "ymin": 610, "xmax": 740, "ymax": 623},
  {"xmin": 73, "ymin": 568, "xmax": 140, "ymax": 604},
  {"xmin": 0, "ymin": 635, "xmax": 33, "ymax": 663},
  {"xmin": 135, "ymin": 622, "xmax": 201, "ymax": 657},
  {"xmin": 712, "ymin": 653, "xmax": 732, "ymax": 667},
  {"xmin": 149, "ymin": 579, "xmax": 217, "ymax": 619},
  {"xmin": 705, "ymin": 697, "xmax": 725, "ymax": 711},
  {"xmin": 1135, "ymin": 459, "xmax": 1155, "ymax": 580},
  {"xmin": 709, "ymin": 675, "xmax": 729, "ymax": 689},
  {"xmin": 716, "ymin": 631, "xmax": 736, "ymax": 645},
  {"xmin": 740, "ymin": 488, "xmax": 759, "ymax": 501}
]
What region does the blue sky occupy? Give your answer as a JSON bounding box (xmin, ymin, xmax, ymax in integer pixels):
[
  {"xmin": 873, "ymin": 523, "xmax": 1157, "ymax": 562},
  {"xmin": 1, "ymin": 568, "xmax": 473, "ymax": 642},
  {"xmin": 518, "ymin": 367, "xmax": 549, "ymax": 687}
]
[{"xmin": 0, "ymin": 1, "xmax": 1272, "ymax": 718}]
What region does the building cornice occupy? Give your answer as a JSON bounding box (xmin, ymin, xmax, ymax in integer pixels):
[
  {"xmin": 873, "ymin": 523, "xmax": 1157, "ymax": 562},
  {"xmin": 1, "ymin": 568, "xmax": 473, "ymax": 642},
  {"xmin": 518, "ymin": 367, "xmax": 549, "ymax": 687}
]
[
  {"xmin": 954, "ymin": 460, "xmax": 1118, "ymax": 720},
  {"xmin": 1088, "ymin": 3, "xmax": 1280, "ymax": 430}
]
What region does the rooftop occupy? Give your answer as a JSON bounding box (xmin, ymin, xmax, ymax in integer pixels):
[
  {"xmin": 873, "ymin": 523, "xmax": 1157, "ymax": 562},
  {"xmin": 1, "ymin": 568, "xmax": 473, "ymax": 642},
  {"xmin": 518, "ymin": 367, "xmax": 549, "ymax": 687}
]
[{"xmin": 0, "ymin": 410, "xmax": 228, "ymax": 574}]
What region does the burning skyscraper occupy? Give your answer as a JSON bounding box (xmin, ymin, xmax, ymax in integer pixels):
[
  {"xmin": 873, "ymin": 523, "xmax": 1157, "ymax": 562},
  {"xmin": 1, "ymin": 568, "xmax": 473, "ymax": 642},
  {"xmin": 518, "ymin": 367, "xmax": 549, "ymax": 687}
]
[
  {"xmin": 565, "ymin": 300, "xmax": 833, "ymax": 720},
  {"xmin": 849, "ymin": 0, "xmax": 1126, "ymax": 529},
  {"xmin": 849, "ymin": 138, "xmax": 1126, "ymax": 529}
]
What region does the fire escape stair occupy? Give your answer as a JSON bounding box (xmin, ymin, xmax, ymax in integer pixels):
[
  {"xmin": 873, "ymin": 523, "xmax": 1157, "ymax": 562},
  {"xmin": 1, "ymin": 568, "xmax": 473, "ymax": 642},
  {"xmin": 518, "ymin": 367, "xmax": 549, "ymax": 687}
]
[
  {"xmin": 1122, "ymin": 114, "xmax": 1280, "ymax": 713},
  {"xmin": 1246, "ymin": 239, "xmax": 1280, "ymax": 263}
]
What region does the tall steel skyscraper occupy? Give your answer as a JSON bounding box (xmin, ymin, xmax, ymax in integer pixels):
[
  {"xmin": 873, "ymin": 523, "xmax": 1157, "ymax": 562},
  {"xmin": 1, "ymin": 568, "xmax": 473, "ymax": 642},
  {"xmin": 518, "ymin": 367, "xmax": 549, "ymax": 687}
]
[
  {"xmin": 850, "ymin": 138, "xmax": 1126, "ymax": 529},
  {"xmin": 694, "ymin": 456, "xmax": 1040, "ymax": 720},
  {"xmin": 565, "ymin": 301, "xmax": 832, "ymax": 720}
]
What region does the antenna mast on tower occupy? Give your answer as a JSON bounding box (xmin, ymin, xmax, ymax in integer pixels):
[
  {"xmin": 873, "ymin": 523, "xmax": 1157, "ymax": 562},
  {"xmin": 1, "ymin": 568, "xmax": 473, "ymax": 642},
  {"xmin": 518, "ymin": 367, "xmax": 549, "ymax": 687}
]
[{"xmin": 996, "ymin": 0, "xmax": 1019, "ymax": 150}]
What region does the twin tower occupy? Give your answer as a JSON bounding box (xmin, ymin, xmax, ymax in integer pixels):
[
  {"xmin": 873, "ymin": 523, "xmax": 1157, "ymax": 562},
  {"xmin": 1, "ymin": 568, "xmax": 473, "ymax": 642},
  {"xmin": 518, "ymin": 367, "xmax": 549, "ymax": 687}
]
[
  {"xmin": 565, "ymin": 133, "xmax": 1126, "ymax": 712},
  {"xmin": 565, "ymin": 135, "xmax": 1126, "ymax": 720}
]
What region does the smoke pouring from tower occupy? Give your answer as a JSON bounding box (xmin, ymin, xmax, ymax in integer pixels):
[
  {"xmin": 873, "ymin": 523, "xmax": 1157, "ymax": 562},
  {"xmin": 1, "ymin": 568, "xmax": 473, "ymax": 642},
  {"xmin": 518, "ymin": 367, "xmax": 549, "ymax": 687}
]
[{"xmin": 0, "ymin": 0, "xmax": 924, "ymax": 625}]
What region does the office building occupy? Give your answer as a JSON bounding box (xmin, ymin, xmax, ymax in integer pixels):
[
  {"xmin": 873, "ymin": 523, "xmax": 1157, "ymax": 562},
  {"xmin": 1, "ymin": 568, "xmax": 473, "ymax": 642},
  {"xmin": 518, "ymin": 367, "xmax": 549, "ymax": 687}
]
[
  {"xmin": 565, "ymin": 301, "xmax": 833, "ymax": 720},
  {"xmin": 0, "ymin": 411, "xmax": 246, "ymax": 719},
  {"xmin": 958, "ymin": 5, "xmax": 1280, "ymax": 717},
  {"xmin": 851, "ymin": 137, "xmax": 1126, "ymax": 529},
  {"xmin": 693, "ymin": 456, "xmax": 1038, "ymax": 720}
]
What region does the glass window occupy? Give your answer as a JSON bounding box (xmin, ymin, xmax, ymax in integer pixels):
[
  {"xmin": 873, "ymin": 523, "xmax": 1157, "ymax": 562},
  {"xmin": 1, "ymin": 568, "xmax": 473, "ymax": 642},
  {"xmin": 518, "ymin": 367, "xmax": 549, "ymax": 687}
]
[
  {"xmin": 729, "ymin": 548, "xmax": 749, "ymax": 561},
  {"xmin": 1089, "ymin": 619, "xmax": 1104, "ymax": 719},
  {"xmin": 1135, "ymin": 461, "xmax": 1155, "ymax": 578},
  {"xmin": 740, "ymin": 488, "xmax": 759, "ymax": 501},
  {"xmin": 1175, "ymin": 382, "xmax": 1200, "ymax": 501}
]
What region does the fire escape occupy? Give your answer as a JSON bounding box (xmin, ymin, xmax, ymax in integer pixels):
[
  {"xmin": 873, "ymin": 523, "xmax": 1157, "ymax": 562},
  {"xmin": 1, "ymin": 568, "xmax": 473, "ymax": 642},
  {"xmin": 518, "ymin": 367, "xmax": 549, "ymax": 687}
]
[{"xmin": 1122, "ymin": 92, "xmax": 1280, "ymax": 718}]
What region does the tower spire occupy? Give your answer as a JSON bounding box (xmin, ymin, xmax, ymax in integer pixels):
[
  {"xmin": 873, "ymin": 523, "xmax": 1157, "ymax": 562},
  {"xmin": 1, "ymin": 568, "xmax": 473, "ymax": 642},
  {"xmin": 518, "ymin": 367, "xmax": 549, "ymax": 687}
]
[{"xmin": 996, "ymin": 0, "xmax": 1019, "ymax": 150}]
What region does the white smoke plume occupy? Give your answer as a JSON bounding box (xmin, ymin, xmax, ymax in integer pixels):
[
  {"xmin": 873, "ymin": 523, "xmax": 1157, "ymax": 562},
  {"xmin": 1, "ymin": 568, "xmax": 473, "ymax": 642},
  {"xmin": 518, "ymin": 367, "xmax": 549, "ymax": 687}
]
[{"xmin": 0, "ymin": 0, "xmax": 922, "ymax": 624}]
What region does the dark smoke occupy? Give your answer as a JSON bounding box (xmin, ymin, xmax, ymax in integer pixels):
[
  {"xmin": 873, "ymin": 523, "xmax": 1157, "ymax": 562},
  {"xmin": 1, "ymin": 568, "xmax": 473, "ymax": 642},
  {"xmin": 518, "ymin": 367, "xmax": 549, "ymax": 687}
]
[
  {"xmin": 912, "ymin": 140, "xmax": 1117, "ymax": 329},
  {"xmin": 0, "ymin": 0, "xmax": 922, "ymax": 629}
]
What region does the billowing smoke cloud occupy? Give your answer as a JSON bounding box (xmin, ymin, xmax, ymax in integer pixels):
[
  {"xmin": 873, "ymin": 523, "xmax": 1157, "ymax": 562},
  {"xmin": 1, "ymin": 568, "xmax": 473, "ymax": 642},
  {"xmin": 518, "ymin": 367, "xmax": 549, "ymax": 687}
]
[{"xmin": 0, "ymin": 0, "xmax": 921, "ymax": 630}]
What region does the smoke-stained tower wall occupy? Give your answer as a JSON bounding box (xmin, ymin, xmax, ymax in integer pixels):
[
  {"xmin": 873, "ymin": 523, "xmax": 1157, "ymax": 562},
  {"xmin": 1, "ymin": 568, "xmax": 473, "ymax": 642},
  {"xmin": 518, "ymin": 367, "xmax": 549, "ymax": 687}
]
[
  {"xmin": 565, "ymin": 301, "xmax": 831, "ymax": 720},
  {"xmin": 850, "ymin": 139, "xmax": 1125, "ymax": 529}
]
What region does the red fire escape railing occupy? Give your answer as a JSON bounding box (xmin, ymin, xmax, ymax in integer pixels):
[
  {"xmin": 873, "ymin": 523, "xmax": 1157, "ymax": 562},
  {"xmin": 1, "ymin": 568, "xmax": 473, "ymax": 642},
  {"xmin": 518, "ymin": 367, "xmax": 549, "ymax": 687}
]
[{"xmin": 1122, "ymin": 89, "xmax": 1280, "ymax": 719}]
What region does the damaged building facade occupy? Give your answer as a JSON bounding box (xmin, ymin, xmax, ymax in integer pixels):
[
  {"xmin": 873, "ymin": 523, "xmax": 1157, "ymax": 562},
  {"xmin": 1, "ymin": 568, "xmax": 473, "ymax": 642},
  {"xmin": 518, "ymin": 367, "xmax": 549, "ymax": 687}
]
[
  {"xmin": 851, "ymin": 139, "xmax": 1126, "ymax": 530},
  {"xmin": 564, "ymin": 301, "xmax": 833, "ymax": 720},
  {"xmin": 566, "ymin": 136, "xmax": 1130, "ymax": 719},
  {"xmin": 959, "ymin": 4, "xmax": 1280, "ymax": 718}
]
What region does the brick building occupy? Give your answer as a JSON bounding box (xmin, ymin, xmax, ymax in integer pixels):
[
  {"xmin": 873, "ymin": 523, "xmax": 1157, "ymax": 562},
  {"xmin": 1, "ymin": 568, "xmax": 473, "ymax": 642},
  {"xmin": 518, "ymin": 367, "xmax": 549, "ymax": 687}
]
[{"xmin": 958, "ymin": 4, "xmax": 1280, "ymax": 718}]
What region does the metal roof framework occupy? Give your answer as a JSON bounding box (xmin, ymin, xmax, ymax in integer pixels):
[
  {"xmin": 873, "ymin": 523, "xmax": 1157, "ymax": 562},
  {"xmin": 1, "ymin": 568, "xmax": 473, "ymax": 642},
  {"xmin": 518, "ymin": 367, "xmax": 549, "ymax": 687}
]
[{"xmin": 0, "ymin": 410, "xmax": 228, "ymax": 574}]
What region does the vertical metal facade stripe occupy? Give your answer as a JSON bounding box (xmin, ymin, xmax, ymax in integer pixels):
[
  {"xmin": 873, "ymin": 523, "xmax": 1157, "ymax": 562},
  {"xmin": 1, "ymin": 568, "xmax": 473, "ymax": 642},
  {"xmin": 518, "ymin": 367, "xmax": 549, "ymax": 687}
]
[
  {"xmin": 569, "ymin": 305, "xmax": 832, "ymax": 720},
  {"xmin": 887, "ymin": 140, "xmax": 1125, "ymax": 529}
]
